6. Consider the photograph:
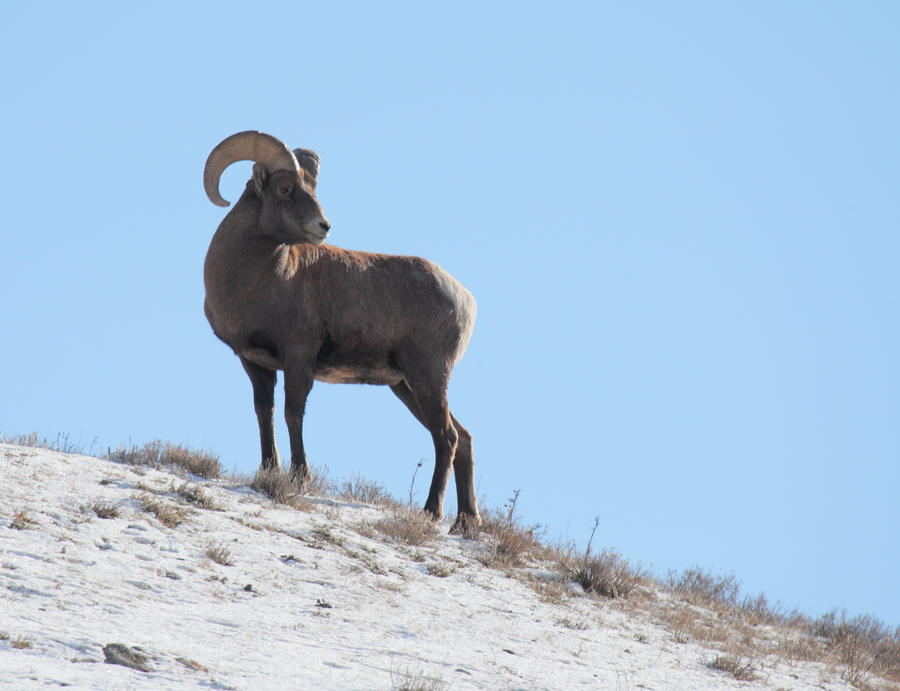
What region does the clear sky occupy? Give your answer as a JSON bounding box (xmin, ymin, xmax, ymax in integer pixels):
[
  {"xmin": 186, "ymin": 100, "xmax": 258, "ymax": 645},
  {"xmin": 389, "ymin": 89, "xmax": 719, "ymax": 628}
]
[{"xmin": 2, "ymin": 2, "xmax": 898, "ymax": 626}]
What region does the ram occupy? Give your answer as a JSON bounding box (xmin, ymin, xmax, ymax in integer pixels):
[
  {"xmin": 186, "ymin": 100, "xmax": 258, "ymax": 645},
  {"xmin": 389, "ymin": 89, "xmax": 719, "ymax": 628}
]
[{"xmin": 202, "ymin": 131, "xmax": 479, "ymax": 530}]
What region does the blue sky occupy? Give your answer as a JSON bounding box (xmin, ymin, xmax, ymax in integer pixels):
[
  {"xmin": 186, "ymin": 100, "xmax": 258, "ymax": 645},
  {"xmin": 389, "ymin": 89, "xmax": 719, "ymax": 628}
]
[{"xmin": 2, "ymin": 2, "xmax": 898, "ymax": 626}]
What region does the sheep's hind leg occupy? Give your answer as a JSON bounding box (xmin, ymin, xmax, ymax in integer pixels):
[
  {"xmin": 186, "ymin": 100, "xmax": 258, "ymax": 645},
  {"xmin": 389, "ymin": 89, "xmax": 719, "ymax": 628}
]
[
  {"xmin": 448, "ymin": 413, "xmax": 480, "ymax": 533},
  {"xmin": 240, "ymin": 358, "xmax": 281, "ymax": 471},
  {"xmin": 390, "ymin": 380, "xmax": 458, "ymax": 523}
]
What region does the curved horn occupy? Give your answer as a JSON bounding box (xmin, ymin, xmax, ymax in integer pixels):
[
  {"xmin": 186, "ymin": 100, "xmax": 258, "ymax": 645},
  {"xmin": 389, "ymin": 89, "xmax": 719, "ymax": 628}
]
[{"xmin": 203, "ymin": 131, "xmax": 301, "ymax": 207}]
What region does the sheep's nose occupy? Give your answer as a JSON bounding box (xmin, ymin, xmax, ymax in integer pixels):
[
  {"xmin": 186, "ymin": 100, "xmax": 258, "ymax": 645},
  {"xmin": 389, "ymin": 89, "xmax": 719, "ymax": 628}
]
[{"xmin": 319, "ymin": 220, "xmax": 332, "ymax": 232}]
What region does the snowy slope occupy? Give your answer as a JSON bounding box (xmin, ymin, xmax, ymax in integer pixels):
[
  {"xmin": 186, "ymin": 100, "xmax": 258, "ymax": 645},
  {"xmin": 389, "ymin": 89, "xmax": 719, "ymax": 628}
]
[{"xmin": 0, "ymin": 444, "xmax": 854, "ymax": 690}]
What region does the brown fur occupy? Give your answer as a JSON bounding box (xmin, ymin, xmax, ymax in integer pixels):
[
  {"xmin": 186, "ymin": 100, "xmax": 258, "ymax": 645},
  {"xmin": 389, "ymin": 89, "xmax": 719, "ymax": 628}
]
[{"xmin": 203, "ymin": 144, "xmax": 479, "ymax": 529}]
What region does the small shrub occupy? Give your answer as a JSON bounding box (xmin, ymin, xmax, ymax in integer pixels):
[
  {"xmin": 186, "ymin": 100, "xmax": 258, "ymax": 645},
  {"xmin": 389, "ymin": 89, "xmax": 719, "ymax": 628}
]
[
  {"xmin": 110, "ymin": 440, "xmax": 221, "ymax": 479},
  {"xmin": 667, "ymin": 566, "xmax": 739, "ymax": 608},
  {"xmin": 205, "ymin": 542, "xmax": 233, "ymax": 566},
  {"xmin": 1, "ymin": 432, "xmax": 88, "ymax": 454},
  {"xmin": 391, "ymin": 667, "xmax": 448, "ymax": 691},
  {"xmin": 425, "ymin": 562, "xmax": 455, "ymax": 578},
  {"xmin": 174, "ymin": 481, "xmax": 220, "ymax": 510},
  {"xmin": 250, "ymin": 467, "xmax": 306, "ymax": 506},
  {"xmin": 555, "ymin": 617, "xmax": 589, "ymax": 630},
  {"xmin": 340, "ymin": 473, "xmax": 394, "ymax": 506},
  {"xmin": 740, "ymin": 591, "xmax": 783, "ymax": 626},
  {"xmin": 135, "ymin": 493, "xmax": 188, "ymax": 528},
  {"xmin": 311, "ymin": 524, "xmax": 346, "ymax": 547},
  {"xmin": 568, "ymin": 548, "xmax": 643, "ymax": 599},
  {"xmin": 473, "ymin": 490, "xmax": 544, "ymax": 567},
  {"xmin": 563, "ymin": 517, "xmax": 643, "ymax": 599},
  {"xmin": 303, "ymin": 464, "xmax": 332, "ymax": 497},
  {"xmin": 662, "ymin": 603, "xmax": 700, "ymax": 644},
  {"xmin": 11, "ymin": 635, "xmax": 33, "ymax": 650},
  {"xmin": 163, "ymin": 443, "xmax": 221, "ymax": 479},
  {"xmin": 91, "ymin": 501, "xmax": 120, "ymax": 519},
  {"xmin": 812, "ymin": 611, "xmax": 900, "ymax": 686},
  {"xmin": 706, "ymin": 654, "xmax": 756, "ymax": 681},
  {"xmin": 8, "ymin": 510, "xmax": 36, "ymax": 530},
  {"xmin": 776, "ymin": 635, "xmax": 822, "ymax": 664},
  {"xmin": 110, "ymin": 440, "xmax": 166, "ymax": 467},
  {"xmin": 374, "ymin": 508, "xmax": 437, "ymax": 546}
]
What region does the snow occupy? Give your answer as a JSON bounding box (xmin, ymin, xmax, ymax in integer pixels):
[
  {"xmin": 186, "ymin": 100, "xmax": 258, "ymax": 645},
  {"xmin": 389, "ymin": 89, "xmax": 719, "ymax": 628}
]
[{"xmin": 0, "ymin": 444, "xmax": 854, "ymax": 690}]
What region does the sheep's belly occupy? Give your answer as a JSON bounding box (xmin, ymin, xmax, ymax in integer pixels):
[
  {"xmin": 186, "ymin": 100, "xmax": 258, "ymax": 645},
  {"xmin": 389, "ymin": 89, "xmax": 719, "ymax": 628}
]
[{"xmin": 315, "ymin": 364, "xmax": 402, "ymax": 386}]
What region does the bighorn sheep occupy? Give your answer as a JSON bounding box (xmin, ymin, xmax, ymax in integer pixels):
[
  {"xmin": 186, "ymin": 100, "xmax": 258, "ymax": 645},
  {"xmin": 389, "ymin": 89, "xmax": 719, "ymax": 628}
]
[{"xmin": 202, "ymin": 131, "xmax": 479, "ymax": 529}]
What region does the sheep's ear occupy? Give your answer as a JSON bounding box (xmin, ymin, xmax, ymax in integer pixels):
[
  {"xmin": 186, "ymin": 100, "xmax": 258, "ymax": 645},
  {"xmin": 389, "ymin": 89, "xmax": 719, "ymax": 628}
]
[
  {"xmin": 293, "ymin": 148, "xmax": 320, "ymax": 187},
  {"xmin": 252, "ymin": 163, "xmax": 268, "ymax": 197}
]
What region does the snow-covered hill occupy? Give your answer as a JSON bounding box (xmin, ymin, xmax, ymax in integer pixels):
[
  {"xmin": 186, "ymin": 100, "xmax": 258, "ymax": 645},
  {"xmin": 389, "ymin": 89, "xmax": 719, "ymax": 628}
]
[{"xmin": 0, "ymin": 443, "xmax": 856, "ymax": 690}]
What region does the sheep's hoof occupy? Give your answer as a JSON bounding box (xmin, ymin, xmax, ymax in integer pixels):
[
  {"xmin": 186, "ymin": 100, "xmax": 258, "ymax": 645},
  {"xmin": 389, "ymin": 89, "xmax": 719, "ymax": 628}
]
[
  {"xmin": 288, "ymin": 465, "xmax": 309, "ymax": 488},
  {"xmin": 449, "ymin": 512, "xmax": 481, "ymax": 537}
]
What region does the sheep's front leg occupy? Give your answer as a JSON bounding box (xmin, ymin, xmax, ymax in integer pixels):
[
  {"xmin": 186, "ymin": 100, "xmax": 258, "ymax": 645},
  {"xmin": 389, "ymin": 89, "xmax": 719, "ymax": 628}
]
[
  {"xmin": 241, "ymin": 358, "xmax": 281, "ymax": 471},
  {"xmin": 282, "ymin": 359, "xmax": 315, "ymax": 483}
]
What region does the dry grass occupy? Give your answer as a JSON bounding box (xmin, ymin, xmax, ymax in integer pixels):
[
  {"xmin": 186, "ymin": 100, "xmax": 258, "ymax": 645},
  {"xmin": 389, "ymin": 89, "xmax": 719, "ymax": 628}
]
[
  {"xmin": 556, "ymin": 517, "xmax": 644, "ymax": 600},
  {"xmin": 391, "ymin": 667, "xmax": 448, "ymax": 691},
  {"xmin": 173, "ymin": 481, "xmax": 221, "ymax": 510},
  {"xmin": 134, "ymin": 492, "xmax": 189, "ymax": 528},
  {"xmin": 10, "ymin": 635, "xmax": 33, "ymax": 650},
  {"xmin": 91, "ymin": 501, "xmax": 120, "ymax": 519},
  {"xmin": 375, "ymin": 508, "xmax": 437, "ymax": 546},
  {"xmin": 425, "ymin": 562, "xmax": 455, "ymax": 578},
  {"xmin": 566, "ymin": 548, "xmax": 644, "ymax": 599},
  {"xmin": 250, "ymin": 467, "xmax": 309, "ymax": 507},
  {"xmin": 8, "ymin": 510, "xmax": 36, "ymax": 531},
  {"xmin": 667, "ymin": 566, "xmax": 740, "ymax": 608},
  {"xmin": 776, "ymin": 634, "xmax": 824, "ymax": 665},
  {"xmin": 205, "ymin": 542, "xmax": 233, "ymax": 566},
  {"xmin": 471, "ymin": 491, "xmax": 546, "ymax": 568},
  {"xmin": 303, "ymin": 463, "xmax": 333, "ymax": 497},
  {"xmin": 339, "ymin": 473, "xmax": 396, "ymax": 507},
  {"xmin": 662, "ymin": 602, "xmax": 701, "ymax": 644},
  {"xmin": 809, "ymin": 611, "xmax": 900, "ymax": 687},
  {"xmin": 706, "ymin": 653, "xmax": 756, "ymax": 681},
  {"xmin": 8, "ymin": 433, "xmax": 900, "ymax": 689},
  {"xmin": 660, "ymin": 566, "xmax": 900, "ymax": 687},
  {"xmin": 555, "ymin": 617, "xmax": 589, "ymax": 631},
  {"xmin": 110, "ymin": 440, "xmax": 221, "ymax": 479},
  {"xmin": 1, "ymin": 431, "xmax": 92, "ymax": 454}
]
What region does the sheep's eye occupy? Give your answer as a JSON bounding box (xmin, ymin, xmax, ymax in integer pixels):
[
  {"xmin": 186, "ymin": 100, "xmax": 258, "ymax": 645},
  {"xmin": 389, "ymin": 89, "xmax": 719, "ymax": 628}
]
[{"xmin": 278, "ymin": 186, "xmax": 291, "ymax": 197}]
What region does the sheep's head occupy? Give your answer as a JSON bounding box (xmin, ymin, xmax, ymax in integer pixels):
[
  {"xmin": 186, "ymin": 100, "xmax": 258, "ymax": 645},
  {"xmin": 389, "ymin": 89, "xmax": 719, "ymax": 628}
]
[{"xmin": 204, "ymin": 131, "xmax": 331, "ymax": 246}]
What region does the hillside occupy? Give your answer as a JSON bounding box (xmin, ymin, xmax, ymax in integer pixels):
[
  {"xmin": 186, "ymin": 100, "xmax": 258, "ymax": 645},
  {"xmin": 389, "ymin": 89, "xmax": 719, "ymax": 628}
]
[{"xmin": 0, "ymin": 442, "xmax": 878, "ymax": 689}]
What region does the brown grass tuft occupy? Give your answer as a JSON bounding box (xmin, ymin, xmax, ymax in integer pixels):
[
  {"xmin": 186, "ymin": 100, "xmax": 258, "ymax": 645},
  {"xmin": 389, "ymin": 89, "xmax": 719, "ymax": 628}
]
[
  {"xmin": 706, "ymin": 654, "xmax": 756, "ymax": 681},
  {"xmin": 566, "ymin": 548, "xmax": 644, "ymax": 599},
  {"xmin": 91, "ymin": 501, "xmax": 120, "ymax": 519},
  {"xmin": 425, "ymin": 562, "xmax": 455, "ymax": 578},
  {"xmin": 339, "ymin": 473, "xmax": 396, "ymax": 507},
  {"xmin": 471, "ymin": 490, "xmax": 545, "ymax": 568},
  {"xmin": 10, "ymin": 635, "xmax": 33, "ymax": 650},
  {"xmin": 811, "ymin": 611, "xmax": 900, "ymax": 686},
  {"xmin": 667, "ymin": 566, "xmax": 739, "ymax": 608},
  {"xmin": 8, "ymin": 510, "xmax": 36, "ymax": 530},
  {"xmin": 134, "ymin": 492, "xmax": 189, "ymax": 528},
  {"xmin": 110, "ymin": 440, "xmax": 221, "ymax": 479},
  {"xmin": 558, "ymin": 516, "xmax": 643, "ymax": 599},
  {"xmin": 390, "ymin": 667, "xmax": 448, "ymax": 691},
  {"xmin": 205, "ymin": 542, "xmax": 233, "ymax": 566},
  {"xmin": 375, "ymin": 508, "xmax": 437, "ymax": 546},
  {"xmin": 250, "ymin": 467, "xmax": 308, "ymax": 507},
  {"xmin": 173, "ymin": 481, "xmax": 221, "ymax": 510}
]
